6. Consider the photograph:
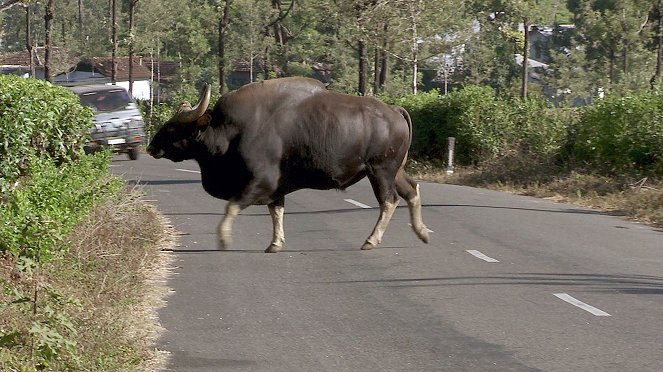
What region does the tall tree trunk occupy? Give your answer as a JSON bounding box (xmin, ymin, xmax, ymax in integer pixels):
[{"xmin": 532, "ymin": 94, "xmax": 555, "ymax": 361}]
[
  {"xmin": 410, "ymin": 4, "xmax": 418, "ymax": 94},
  {"xmin": 128, "ymin": 0, "xmax": 138, "ymax": 96},
  {"xmin": 44, "ymin": 0, "xmax": 54, "ymax": 82},
  {"xmin": 358, "ymin": 38, "xmax": 368, "ymax": 95},
  {"xmin": 652, "ymin": 2, "xmax": 663, "ymax": 89},
  {"xmin": 622, "ymin": 41, "xmax": 628, "ymax": 78},
  {"xmin": 25, "ymin": 4, "xmax": 34, "ymax": 78},
  {"xmin": 379, "ymin": 23, "xmax": 389, "ymax": 91},
  {"xmin": 373, "ymin": 46, "xmax": 380, "ymax": 95},
  {"xmin": 78, "ymin": 0, "xmax": 85, "ymax": 47},
  {"xmin": 520, "ymin": 17, "xmax": 529, "ymax": 100},
  {"xmin": 111, "ymin": 0, "xmax": 117, "ymax": 84},
  {"xmin": 609, "ymin": 48, "xmax": 616, "ymax": 89},
  {"xmin": 218, "ymin": 0, "xmax": 232, "ymax": 94}
]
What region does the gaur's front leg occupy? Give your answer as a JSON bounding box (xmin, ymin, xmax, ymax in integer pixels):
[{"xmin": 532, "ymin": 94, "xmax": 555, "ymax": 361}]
[
  {"xmin": 218, "ymin": 173, "xmax": 279, "ymax": 251},
  {"xmin": 218, "ymin": 202, "xmax": 242, "ymax": 250},
  {"xmin": 266, "ymin": 197, "xmax": 285, "ymax": 253}
]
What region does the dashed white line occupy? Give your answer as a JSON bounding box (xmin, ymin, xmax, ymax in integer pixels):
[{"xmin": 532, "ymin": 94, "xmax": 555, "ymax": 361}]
[
  {"xmin": 344, "ymin": 199, "xmax": 371, "ymax": 209},
  {"xmin": 554, "ymin": 293, "xmax": 611, "ymax": 316},
  {"xmin": 175, "ymin": 168, "xmax": 200, "ymax": 174},
  {"xmin": 465, "ymin": 249, "xmax": 499, "ymax": 263}
]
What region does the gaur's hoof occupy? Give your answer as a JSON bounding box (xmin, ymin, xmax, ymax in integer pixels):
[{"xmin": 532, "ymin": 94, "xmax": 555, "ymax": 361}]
[
  {"xmin": 265, "ymin": 244, "xmax": 282, "ymax": 253},
  {"xmin": 218, "ymin": 237, "xmax": 231, "ymax": 250},
  {"xmin": 419, "ymin": 228, "xmax": 430, "ymax": 244},
  {"xmin": 361, "ymin": 242, "xmax": 376, "ymax": 250}
]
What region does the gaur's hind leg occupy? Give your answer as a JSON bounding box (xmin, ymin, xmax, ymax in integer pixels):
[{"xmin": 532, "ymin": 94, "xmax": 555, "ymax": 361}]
[
  {"xmin": 266, "ymin": 197, "xmax": 285, "ymax": 253},
  {"xmin": 362, "ymin": 172, "xmax": 400, "ymax": 250},
  {"xmin": 396, "ymin": 168, "xmax": 429, "ymax": 243}
]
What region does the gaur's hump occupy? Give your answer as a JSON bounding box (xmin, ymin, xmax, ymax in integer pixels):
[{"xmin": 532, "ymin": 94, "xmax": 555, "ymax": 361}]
[
  {"xmin": 222, "ymin": 77, "xmax": 328, "ymax": 113},
  {"xmin": 239, "ymin": 77, "xmax": 326, "ymax": 95}
]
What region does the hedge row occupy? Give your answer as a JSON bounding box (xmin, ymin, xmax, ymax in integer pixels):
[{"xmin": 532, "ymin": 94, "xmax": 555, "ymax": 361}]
[
  {"xmin": 387, "ymin": 86, "xmax": 662, "ymax": 176},
  {"xmin": 0, "ymin": 75, "xmax": 93, "ymax": 186},
  {"xmin": 0, "ymin": 77, "xmax": 121, "ymax": 260}
]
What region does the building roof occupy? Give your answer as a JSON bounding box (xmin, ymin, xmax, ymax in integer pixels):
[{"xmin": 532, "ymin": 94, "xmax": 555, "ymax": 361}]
[
  {"xmin": 0, "ymin": 47, "xmax": 78, "ymax": 75},
  {"xmin": 86, "ymin": 56, "xmax": 153, "ymax": 80}
]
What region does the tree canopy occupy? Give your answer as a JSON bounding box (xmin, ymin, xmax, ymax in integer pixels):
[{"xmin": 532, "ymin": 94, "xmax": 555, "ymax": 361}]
[{"xmin": 1, "ymin": 0, "xmax": 661, "ymax": 99}]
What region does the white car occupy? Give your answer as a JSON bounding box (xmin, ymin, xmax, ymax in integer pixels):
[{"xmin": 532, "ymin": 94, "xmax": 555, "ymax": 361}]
[{"xmin": 69, "ymin": 84, "xmax": 145, "ymax": 160}]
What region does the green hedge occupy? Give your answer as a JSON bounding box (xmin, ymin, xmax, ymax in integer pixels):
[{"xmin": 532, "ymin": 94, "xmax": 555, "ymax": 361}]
[
  {"xmin": 386, "ymin": 86, "xmax": 569, "ymax": 165},
  {"xmin": 0, "ymin": 75, "xmax": 93, "ymax": 186},
  {"xmin": 0, "ymin": 153, "xmax": 121, "ymax": 260},
  {"xmin": 570, "ymin": 93, "xmax": 663, "ymax": 175},
  {"xmin": 0, "ymin": 77, "xmax": 121, "ymax": 260}
]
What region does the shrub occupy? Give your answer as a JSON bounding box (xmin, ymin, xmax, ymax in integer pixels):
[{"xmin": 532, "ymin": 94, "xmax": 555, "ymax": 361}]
[
  {"xmin": 138, "ymin": 101, "xmax": 176, "ymax": 140},
  {"xmin": 388, "ymin": 86, "xmax": 515, "ymax": 165},
  {"xmin": 571, "ymin": 92, "xmax": 663, "ymax": 175},
  {"xmin": 0, "ymin": 153, "xmax": 122, "ymax": 261},
  {"xmin": 443, "ymin": 85, "xmax": 515, "ymax": 164},
  {"xmin": 0, "ymin": 75, "xmax": 93, "ymax": 185},
  {"xmin": 385, "ymin": 90, "xmax": 449, "ymax": 158},
  {"xmin": 511, "ymin": 97, "xmax": 576, "ymax": 162}
]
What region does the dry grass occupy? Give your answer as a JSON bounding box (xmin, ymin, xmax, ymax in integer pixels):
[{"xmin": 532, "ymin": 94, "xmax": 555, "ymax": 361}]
[
  {"xmin": 407, "ymin": 157, "xmax": 663, "ymax": 229},
  {"xmin": 0, "ymin": 188, "xmax": 175, "ymax": 371}
]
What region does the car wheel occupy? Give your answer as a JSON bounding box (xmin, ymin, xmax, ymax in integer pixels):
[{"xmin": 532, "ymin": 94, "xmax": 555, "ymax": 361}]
[{"xmin": 128, "ymin": 147, "xmax": 139, "ymax": 160}]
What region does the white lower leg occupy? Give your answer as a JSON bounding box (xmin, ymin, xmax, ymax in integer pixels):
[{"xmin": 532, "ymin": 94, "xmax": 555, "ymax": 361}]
[
  {"xmin": 267, "ymin": 204, "xmax": 285, "ymax": 252},
  {"xmin": 218, "ymin": 202, "xmax": 241, "ymax": 249},
  {"xmin": 407, "ymin": 184, "xmax": 429, "ymax": 243},
  {"xmin": 362, "ymin": 200, "xmax": 399, "ymax": 249}
]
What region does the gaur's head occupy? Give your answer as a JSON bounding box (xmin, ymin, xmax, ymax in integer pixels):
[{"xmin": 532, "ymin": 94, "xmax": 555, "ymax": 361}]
[{"xmin": 147, "ymin": 84, "xmax": 212, "ymax": 162}]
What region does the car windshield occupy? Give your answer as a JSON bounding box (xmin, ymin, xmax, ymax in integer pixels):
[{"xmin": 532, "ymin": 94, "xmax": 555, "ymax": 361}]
[{"xmin": 78, "ymin": 89, "xmax": 132, "ymax": 112}]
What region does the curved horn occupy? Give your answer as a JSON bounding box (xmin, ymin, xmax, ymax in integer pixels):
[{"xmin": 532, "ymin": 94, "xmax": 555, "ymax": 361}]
[{"xmin": 176, "ymin": 83, "xmax": 212, "ymax": 123}]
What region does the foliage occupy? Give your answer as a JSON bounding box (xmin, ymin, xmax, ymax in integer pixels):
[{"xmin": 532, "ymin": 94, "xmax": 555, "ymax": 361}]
[
  {"xmin": 389, "ymin": 85, "xmax": 576, "ymax": 167},
  {"xmin": 1, "ymin": 190, "xmax": 168, "ymax": 370},
  {"xmin": 0, "ymin": 153, "xmax": 122, "ymax": 260},
  {"xmin": 0, "ymin": 75, "xmax": 93, "ymax": 187},
  {"xmin": 387, "ymin": 86, "xmax": 516, "ymax": 164},
  {"xmin": 570, "ymin": 92, "xmax": 663, "ymax": 175},
  {"xmin": 138, "ymin": 101, "xmax": 176, "ymax": 140}
]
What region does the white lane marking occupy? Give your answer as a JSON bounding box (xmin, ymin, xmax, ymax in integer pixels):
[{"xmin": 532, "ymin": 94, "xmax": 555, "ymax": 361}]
[
  {"xmin": 176, "ymin": 168, "xmax": 200, "ymax": 174},
  {"xmin": 465, "ymin": 250, "xmax": 499, "ymax": 263},
  {"xmin": 345, "ymin": 199, "xmax": 371, "ymax": 209},
  {"xmin": 553, "ymin": 293, "xmax": 611, "ymax": 316}
]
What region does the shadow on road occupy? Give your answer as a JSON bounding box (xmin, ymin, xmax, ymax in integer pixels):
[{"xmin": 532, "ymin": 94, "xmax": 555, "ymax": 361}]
[
  {"xmin": 127, "ymin": 179, "xmax": 201, "ymax": 186},
  {"xmin": 330, "ymin": 273, "xmax": 663, "ymax": 295}
]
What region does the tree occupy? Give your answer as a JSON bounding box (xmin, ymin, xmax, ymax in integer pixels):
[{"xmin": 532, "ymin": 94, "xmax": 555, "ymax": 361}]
[
  {"xmin": 111, "ymin": 0, "xmax": 117, "ymax": 84},
  {"xmin": 650, "ymin": 0, "xmax": 663, "ymax": 89},
  {"xmin": 569, "ymin": 0, "xmax": 654, "ymax": 92},
  {"xmin": 219, "ymin": 0, "xmax": 231, "ymax": 93},
  {"xmin": 226, "ymin": 0, "xmax": 273, "ymax": 86},
  {"xmin": 44, "ymin": 0, "xmax": 54, "ymax": 82},
  {"xmin": 0, "ymin": 0, "xmax": 23, "ymax": 12},
  {"xmin": 470, "ymin": 0, "xmax": 558, "ymax": 99},
  {"xmin": 127, "ymin": 0, "xmax": 138, "ymax": 94}
]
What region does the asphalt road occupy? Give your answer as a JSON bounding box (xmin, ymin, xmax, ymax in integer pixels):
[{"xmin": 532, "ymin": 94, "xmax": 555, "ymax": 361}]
[{"xmin": 112, "ymin": 155, "xmax": 663, "ymax": 372}]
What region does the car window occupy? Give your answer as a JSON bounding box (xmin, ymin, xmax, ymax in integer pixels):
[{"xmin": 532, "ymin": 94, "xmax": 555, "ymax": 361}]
[{"xmin": 78, "ymin": 89, "xmax": 132, "ymax": 112}]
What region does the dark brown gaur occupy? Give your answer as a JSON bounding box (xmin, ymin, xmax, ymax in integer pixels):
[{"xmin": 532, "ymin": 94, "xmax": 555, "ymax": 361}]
[{"xmin": 147, "ymin": 77, "xmax": 429, "ymax": 253}]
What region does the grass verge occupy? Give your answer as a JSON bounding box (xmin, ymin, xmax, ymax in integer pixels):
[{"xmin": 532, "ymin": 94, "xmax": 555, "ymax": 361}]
[
  {"xmin": 1, "ymin": 187, "xmax": 174, "ymax": 371},
  {"xmin": 407, "ymin": 157, "xmax": 663, "ymax": 229}
]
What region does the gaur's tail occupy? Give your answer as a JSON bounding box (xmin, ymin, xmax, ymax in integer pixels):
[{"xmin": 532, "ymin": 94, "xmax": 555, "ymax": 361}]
[{"xmin": 393, "ymin": 105, "xmax": 413, "ymax": 168}]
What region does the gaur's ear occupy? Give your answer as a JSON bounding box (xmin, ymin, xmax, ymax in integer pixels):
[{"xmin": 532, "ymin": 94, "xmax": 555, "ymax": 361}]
[{"xmin": 196, "ymin": 112, "xmax": 212, "ymax": 129}]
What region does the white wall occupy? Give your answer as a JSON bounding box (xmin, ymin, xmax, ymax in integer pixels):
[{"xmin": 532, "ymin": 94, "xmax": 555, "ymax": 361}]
[{"xmin": 114, "ymin": 80, "xmax": 151, "ymax": 101}]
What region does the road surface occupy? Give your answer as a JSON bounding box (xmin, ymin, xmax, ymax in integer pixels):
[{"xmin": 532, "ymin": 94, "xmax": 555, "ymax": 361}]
[{"xmin": 112, "ymin": 155, "xmax": 663, "ymax": 372}]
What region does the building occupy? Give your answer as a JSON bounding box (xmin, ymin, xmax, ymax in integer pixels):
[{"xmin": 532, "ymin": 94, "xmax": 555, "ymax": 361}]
[{"xmin": 0, "ymin": 47, "xmax": 177, "ymax": 101}]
